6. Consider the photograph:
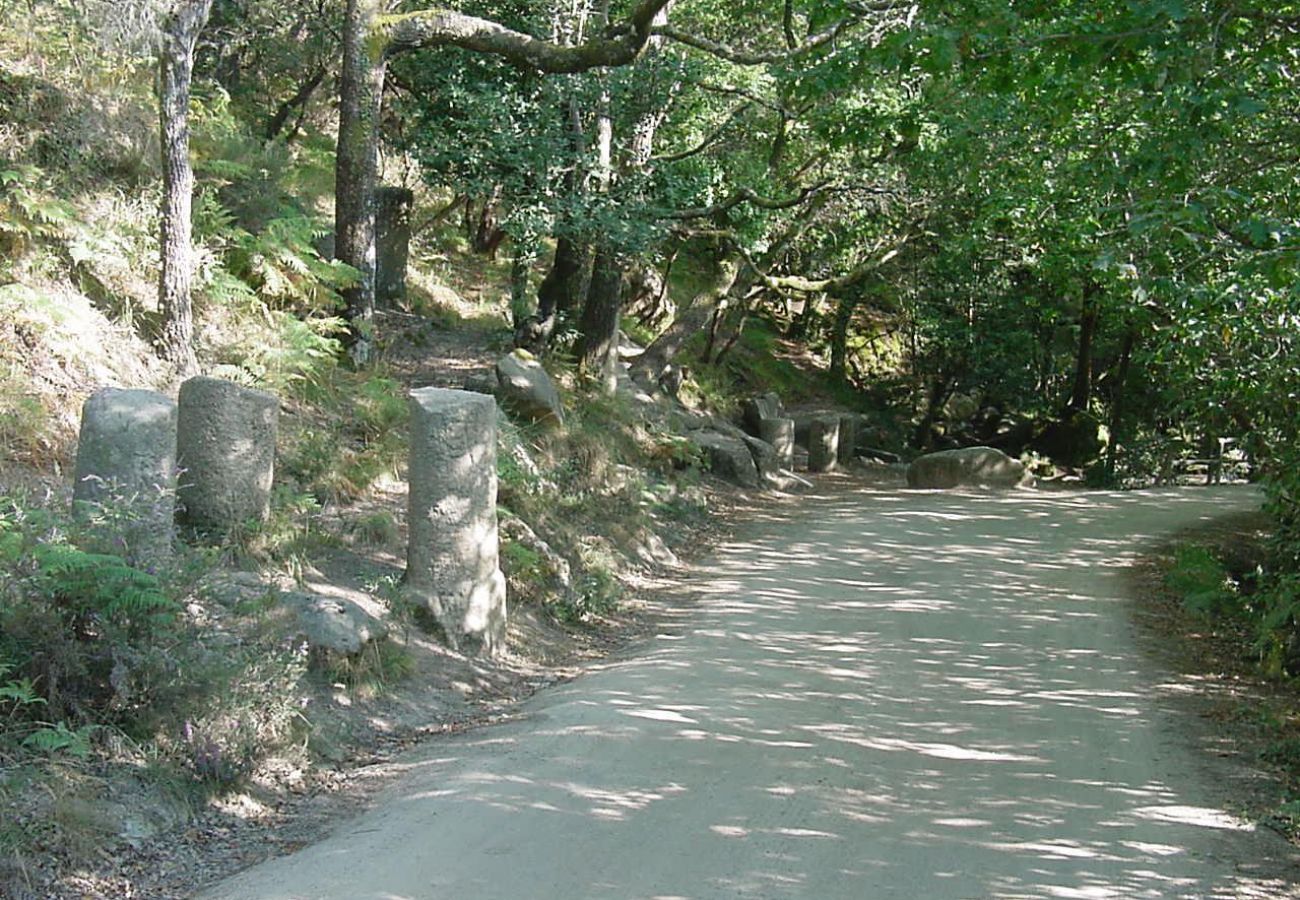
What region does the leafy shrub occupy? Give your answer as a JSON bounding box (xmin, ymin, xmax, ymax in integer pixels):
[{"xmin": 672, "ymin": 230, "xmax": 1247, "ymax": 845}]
[
  {"xmin": 1164, "ymin": 544, "xmax": 1235, "ymax": 619},
  {"xmin": 0, "ymin": 501, "xmax": 184, "ymax": 735}
]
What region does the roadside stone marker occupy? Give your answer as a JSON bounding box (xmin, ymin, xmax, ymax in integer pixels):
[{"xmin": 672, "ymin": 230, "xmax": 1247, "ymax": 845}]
[
  {"xmin": 760, "ymin": 417, "xmax": 796, "ymax": 469},
  {"xmin": 808, "ymin": 416, "xmax": 839, "ymax": 472},
  {"xmin": 837, "ymin": 414, "xmax": 858, "ymax": 466},
  {"xmin": 72, "ymin": 388, "xmax": 178, "ymax": 564},
  {"xmin": 405, "ymin": 387, "xmax": 507, "ymax": 655},
  {"xmin": 176, "ymin": 376, "xmax": 278, "ymax": 535}
]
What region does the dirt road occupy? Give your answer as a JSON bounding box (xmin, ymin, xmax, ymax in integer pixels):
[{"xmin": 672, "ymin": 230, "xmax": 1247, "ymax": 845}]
[{"xmin": 201, "ymin": 486, "xmax": 1300, "ymax": 899}]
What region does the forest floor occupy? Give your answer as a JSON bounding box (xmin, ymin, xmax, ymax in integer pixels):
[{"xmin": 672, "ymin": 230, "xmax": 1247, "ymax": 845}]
[{"xmin": 1128, "ymin": 507, "xmax": 1300, "ymax": 839}]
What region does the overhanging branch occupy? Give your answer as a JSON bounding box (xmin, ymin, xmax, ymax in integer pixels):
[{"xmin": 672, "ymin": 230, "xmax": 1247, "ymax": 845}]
[{"xmin": 379, "ymin": 0, "xmax": 673, "ymax": 70}]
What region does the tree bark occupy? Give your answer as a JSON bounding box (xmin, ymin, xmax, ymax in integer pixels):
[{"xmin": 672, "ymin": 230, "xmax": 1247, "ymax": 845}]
[
  {"xmin": 577, "ymin": 245, "xmax": 624, "ymax": 386},
  {"xmin": 537, "ymin": 235, "xmax": 589, "ymax": 320},
  {"xmin": 1102, "ymin": 328, "xmax": 1137, "ymax": 485},
  {"xmin": 264, "ymin": 65, "xmax": 326, "ymax": 141},
  {"xmin": 1068, "ymin": 286, "xmax": 1100, "ymax": 411},
  {"xmin": 335, "ymin": 0, "xmax": 386, "ymax": 366},
  {"xmin": 628, "ymin": 253, "xmax": 740, "ymax": 385},
  {"xmin": 157, "ymin": 0, "xmax": 214, "ymax": 379},
  {"xmin": 829, "ymin": 290, "xmax": 858, "ymax": 383}
]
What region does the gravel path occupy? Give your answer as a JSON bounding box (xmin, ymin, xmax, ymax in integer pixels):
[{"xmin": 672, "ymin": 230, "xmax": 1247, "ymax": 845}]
[{"xmin": 200, "ymin": 486, "xmax": 1300, "ymax": 899}]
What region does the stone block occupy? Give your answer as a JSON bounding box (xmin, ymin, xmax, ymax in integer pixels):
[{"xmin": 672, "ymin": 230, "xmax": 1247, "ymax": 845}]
[
  {"xmin": 405, "ymin": 388, "xmax": 506, "ymax": 654},
  {"xmin": 176, "ymin": 377, "xmax": 278, "ymax": 535},
  {"xmin": 837, "ymin": 415, "xmax": 858, "ymax": 465},
  {"xmin": 759, "ymin": 417, "xmax": 795, "ymax": 469},
  {"xmin": 72, "ymin": 388, "xmax": 178, "ymax": 564},
  {"xmin": 808, "ymin": 416, "xmax": 840, "ymax": 473}
]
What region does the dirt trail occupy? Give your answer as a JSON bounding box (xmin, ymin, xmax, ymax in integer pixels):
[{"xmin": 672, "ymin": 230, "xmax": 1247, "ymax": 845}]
[{"xmin": 200, "ymin": 486, "xmax": 1300, "ymax": 899}]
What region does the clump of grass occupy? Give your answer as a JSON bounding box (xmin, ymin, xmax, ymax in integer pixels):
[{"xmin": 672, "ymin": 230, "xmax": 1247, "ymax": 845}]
[
  {"xmin": 1164, "ymin": 543, "xmax": 1237, "ymax": 618},
  {"xmin": 349, "ymin": 510, "xmax": 399, "ymax": 547}
]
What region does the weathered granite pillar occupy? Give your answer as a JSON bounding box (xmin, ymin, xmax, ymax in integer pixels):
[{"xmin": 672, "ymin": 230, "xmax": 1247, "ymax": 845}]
[
  {"xmin": 176, "ymin": 376, "xmax": 277, "ymax": 534},
  {"xmin": 375, "ymin": 186, "xmax": 414, "ymax": 308},
  {"xmin": 404, "ymin": 388, "xmax": 506, "ymax": 654},
  {"xmin": 72, "ymin": 388, "xmax": 177, "ymax": 565},
  {"xmin": 808, "ymin": 416, "xmax": 840, "ymax": 472},
  {"xmin": 760, "ymin": 417, "xmax": 795, "ymax": 469},
  {"xmin": 837, "ymin": 414, "xmax": 858, "ymax": 466}
]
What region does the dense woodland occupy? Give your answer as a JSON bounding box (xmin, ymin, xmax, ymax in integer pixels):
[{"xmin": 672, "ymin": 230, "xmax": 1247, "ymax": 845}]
[{"xmin": 1, "ymin": 0, "xmax": 1299, "ymax": 888}]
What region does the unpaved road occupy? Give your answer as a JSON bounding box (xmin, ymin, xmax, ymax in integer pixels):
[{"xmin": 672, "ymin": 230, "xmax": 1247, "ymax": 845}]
[{"xmin": 202, "ymin": 486, "xmax": 1300, "ymax": 899}]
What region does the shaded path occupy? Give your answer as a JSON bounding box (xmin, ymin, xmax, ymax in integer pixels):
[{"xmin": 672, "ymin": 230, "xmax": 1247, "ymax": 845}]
[{"xmin": 202, "ymin": 487, "xmax": 1299, "ymax": 899}]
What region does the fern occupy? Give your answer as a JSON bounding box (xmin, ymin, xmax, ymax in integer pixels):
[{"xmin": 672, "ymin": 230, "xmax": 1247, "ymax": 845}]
[
  {"xmin": 30, "ymin": 542, "xmax": 178, "ymax": 632},
  {"xmin": 0, "ymin": 164, "xmax": 76, "ymax": 254},
  {"xmin": 21, "ymin": 722, "xmax": 96, "ymax": 757}
]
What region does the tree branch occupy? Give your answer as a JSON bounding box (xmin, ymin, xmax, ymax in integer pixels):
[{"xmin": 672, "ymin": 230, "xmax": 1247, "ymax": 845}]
[
  {"xmin": 663, "ymin": 181, "xmax": 834, "ymax": 220},
  {"xmin": 739, "ymin": 231, "xmax": 915, "ymax": 293},
  {"xmin": 378, "ymin": 0, "xmax": 673, "ymax": 70},
  {"xmin": 652, "ymin": 102, "xmax": 752, "ymax": 163}
]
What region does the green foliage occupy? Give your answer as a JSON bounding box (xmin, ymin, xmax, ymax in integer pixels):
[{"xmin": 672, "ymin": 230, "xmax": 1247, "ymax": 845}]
[
  {"xmin": 1164, "ymin": 544, "xmax": 1235, "ymax": 619},
  {"xmin": 349, "ymin": 511, "xmax": 400, "ymax": 548},
  {"xmin": 224, "ymin": 486, "xmax": 331, "ymax": 572},
  {"xmin": 317, "ymin": 639, "xmax": 415, "ymax": 696},
  {"xmin": 500, "ymin": 539, "xmax": 545, "ymax": 583},
  {"xmin": 0, "ymin": 164, "xmax": 75, "ymax": 261}
]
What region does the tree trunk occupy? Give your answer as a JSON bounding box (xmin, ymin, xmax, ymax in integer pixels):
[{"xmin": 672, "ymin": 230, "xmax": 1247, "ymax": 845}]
[
  {"xmin": 331, "ymin": 0, "xmax": 672, "ymax": 366},
  {"xmin": 537, "ymin": 235, "xmax": 589, "ymax": 320},
  {"xmin": 829, "ymin": 290, "xmax": 859, "ymax": 384},
  {"xmin": 913, "ymin": 372, "xmax": 955, "ymax": 451},
  {"xmin": 1069, "ymin": 287, "xmax": 1100, "ymax": 411},
  {"xmin": 335, "ymin": 0, "xmax": 386, "ymax": 366},
  {"xmin": 628, "ymin": 253, "xmax": 740, "ymax": 385},
  {"xmin": 157, "ymin": 0, "xmax": 214, "ymax": 379},
  {"xmin": 265, "ymin": 65, "xmax": 326, "ymax": 141},
  {"xmin": 577, "ymin": 244, "xmax": 624, "ymax": 387},
  {"xmin": 1103, "ymin": 328, "xmax": 1137, "ymax": 485}
]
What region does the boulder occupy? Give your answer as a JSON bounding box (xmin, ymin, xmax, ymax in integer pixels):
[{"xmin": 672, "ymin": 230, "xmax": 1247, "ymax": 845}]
[
  {"xmin": 741, "ymin": 434, "xmax": 780, "ymax": 485},
  {"xmin": 495, "ymin": 350, "xmax": 564, "ymax": 428},
  {"xmin": 282, "ymin": 589, "xmax": 389, "ymax": 656},
  {"xmin": 906, "ymin": 446, "xmax": 1029, "ymax": 489},
  {"xmin": 690, "ymin": 431, "xmax": 760, "ymax": 488},
  {"xmin": 741, "ymin": 392, "xmax": 783, "ymax": 436},
  {"xmin": 808, "ymin": 416, "xmax": 840, "ymax": 473}
]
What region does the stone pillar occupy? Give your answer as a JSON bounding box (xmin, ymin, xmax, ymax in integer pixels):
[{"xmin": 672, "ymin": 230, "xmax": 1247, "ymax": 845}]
[
  {"xmin": 837, "ymin": 414, "xmax": 858, "ymax": 466},
  {"xmin": 72, "ymin": 388, "xmax": 177, "ymax": 565},
  {"xmin": 760, "ymin": 417, "xmax": 795, "ymax": 469},
  {"xmin": 375, "ymin": 185, "xmax": 414, "ymax": 308},
  {"xmin": 176, "ymin": 376, "xmax": 278, "ymax": 535},
  {"xmin": 404, "ymin": 388, "xmax": 506, "ymax": 654},
  {"xmin": 808, "ymin": 416, "xmax": 839, "ymax": 473}
]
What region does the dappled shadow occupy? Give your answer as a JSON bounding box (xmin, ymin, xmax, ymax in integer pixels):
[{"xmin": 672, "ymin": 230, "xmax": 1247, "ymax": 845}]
[{"xmin": 204, "ymin": 486, "xmax": 1300, "ymax": 900}]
